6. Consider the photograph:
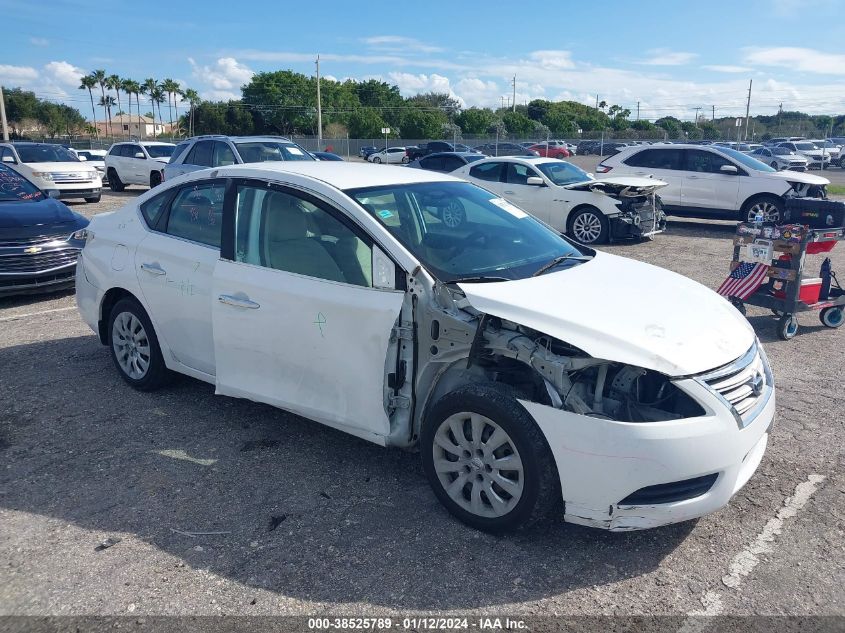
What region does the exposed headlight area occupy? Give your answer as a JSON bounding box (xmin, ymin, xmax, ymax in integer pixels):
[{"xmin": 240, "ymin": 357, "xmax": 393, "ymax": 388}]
[{"xmin": 30, "ymin": 171, "xmax": 54, "ymax": 181}]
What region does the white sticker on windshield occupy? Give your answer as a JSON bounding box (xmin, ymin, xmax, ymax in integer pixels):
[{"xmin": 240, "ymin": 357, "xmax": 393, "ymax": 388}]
[
  {"xmin": 490, "ymin": 198, "xmax": 528, "ymax": 218},
  {"xmin": 287, "ymin": 147, "xmax": 304, "ymax": 155}
]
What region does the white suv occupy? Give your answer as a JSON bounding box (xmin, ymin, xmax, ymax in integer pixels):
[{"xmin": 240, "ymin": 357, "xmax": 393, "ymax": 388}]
[
  {"xmin": 105, "ymin": 142, "xmax": 175, "ymax": 191},
  {"xmin": 0, "ymin": 142, "xmax": 102, "ymax": 203},
  {"xmin": 597, "ymin": 144, "xmax": 829, "ymax": 222}
]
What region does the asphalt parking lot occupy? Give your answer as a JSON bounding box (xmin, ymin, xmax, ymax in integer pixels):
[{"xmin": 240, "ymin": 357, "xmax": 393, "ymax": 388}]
[{"xmin": 1, "ymin": 187, "xmax": 843, "ymax": 618}]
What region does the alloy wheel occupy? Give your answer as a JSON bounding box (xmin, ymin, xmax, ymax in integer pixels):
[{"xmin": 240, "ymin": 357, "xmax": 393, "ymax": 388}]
[
  {"xmin": 572, "ymin": 211, "xmax": 603, "ymax": 243},
  {"xmin": 112, "ymin": 311, "xmax": 151, "ymax": 379},
  {"xmin": 746, "ymin": 201, "xmax": 780, "ymax": 223},
  {"xmin": 432, "ymin": 412, "xmax": 524, "ymax": 518},
  {"xmin": 441, "ymin": 201, "xmax": 465, "ymax": 228}
]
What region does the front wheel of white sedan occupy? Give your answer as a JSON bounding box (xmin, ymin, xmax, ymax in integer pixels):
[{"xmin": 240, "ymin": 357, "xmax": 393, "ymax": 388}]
[
  {"xmin": 568, "ymin": 206, "xmax": 609, "ymax": 244},
  {"xmin": 421, "ymin": 383, "xmax": 560, "ymax": 533},
  {"xmin": 108, "ymin": 297, "xmax": 170, "ymax": 391}
]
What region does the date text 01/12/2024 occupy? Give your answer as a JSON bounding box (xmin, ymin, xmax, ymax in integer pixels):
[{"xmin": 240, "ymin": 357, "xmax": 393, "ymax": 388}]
[{"xmin": 307, "ymin": 617, "xmax": 528, "ymax": 630}]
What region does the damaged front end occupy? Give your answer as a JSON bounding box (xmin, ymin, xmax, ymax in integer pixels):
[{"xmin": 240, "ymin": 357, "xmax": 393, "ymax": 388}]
[{"xmin": 565, "ymin": 178, "xmax": 668, "ymax": 241}]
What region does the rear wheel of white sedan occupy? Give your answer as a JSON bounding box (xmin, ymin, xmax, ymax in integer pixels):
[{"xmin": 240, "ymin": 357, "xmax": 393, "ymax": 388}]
[
  {"xmin": 568, "ymin": 206, "xmax": 608, "ymax": 244},
  {"xmin": 108, "ymin": 297, "xmax": 169, "ymax": 391},
  {"xmin": 421, "ymin": 383, "xmax": 560, "ymax": 533}
]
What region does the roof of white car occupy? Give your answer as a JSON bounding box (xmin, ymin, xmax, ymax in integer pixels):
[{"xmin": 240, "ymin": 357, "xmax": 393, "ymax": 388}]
[
  {"xmin": 470, "ymin": 156, "xmax": 564, "ymax": 165},
  {"xmin": 213, "ymin": 161, "xmax": 461, "ymax": 190},
  {"xmin": 111, "ymin": 141, "xmax": 174, "ymax": 147}
]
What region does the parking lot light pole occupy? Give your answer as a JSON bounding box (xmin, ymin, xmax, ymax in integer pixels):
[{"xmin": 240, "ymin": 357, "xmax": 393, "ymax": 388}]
[
  {"xmin": 315, "ymin": 54, "xmax": 322, "ymax": 152},
  {"xmin": 0, "ymin": 85, "xmax": 9, "ymax": 142}
]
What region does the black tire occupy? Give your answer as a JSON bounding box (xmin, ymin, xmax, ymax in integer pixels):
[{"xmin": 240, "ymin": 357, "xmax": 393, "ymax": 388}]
[
  {"xmin": 770, "ymin": 162, "xmax": 780, "ymax": 170},
  {"xmin": 401, "ymin": 155, "xmax": 410, "ymax": 164},
  {"xmin": 108, "ymin": 297, "xmax": 170, "ymax": 391},
  {"xmin": 421, "ymin": 383, "xmax": 560, "ymax": 533},
  {"xmin": 820, "ymin": 307, "xmax": 844, "ymax": 328},
  {"xmin": 373, "ymin": 156, "xmax": 382, "ymax": 164},
  {"xmin": 108, "ymin": 168, "xmax": 125, "ymax": 192},
  {"xmin": 730, "ymin": 297, "xmax": 746, "ymax": 316},
  {"xmin": 777, "ymin": 313, "xmax": 799, "ymax": 340},
  {"xmin": 150, "ymin": 171, "xmax": 162, "ymax": 188},
  {"xmin": 85, "ymin": 195, "xmax": 101, "ymax": 203},
  {"xmin": 568, "ymin": 206, "xmax": 609, "ymax": 244},
  {"xmin": 741, "ymin": 194, "xmax": 783, "ymax": 223}
]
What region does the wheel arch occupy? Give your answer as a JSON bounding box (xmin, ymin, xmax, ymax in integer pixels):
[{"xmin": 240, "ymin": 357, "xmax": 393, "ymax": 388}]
[{"xmin": 98, "ymin": 287, "xmax": 141, "ymax": 344}]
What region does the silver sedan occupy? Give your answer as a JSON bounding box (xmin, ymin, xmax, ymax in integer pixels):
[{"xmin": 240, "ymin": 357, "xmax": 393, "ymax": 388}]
[{"xmin": 750, "ymin": 146, "xmax": 809, "ymax": 171}]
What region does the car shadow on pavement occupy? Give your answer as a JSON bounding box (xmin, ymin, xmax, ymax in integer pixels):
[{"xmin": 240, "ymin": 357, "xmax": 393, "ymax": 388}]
[
  {"xmin": 0, "ymin": 288, "xmax": 75, "ymax": 311},
  {"xmin": 0, "ymin": 334, "xmax": 695, "ymax": 610}
]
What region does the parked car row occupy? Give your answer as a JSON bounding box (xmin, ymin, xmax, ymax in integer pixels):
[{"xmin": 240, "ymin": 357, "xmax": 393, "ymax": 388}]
[{"xmin": 1, "ymin": 142, "xmax": 102, "ymax": 203}]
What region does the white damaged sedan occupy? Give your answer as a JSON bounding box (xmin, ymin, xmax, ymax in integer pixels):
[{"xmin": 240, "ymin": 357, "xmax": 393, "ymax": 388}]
[{"xmin": 76, "ymin": 162, "xmax": 774, "ymax": 533}]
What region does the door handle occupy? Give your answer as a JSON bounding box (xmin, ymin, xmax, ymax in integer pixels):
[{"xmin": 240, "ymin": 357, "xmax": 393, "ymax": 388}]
[
  {"xmin": 140, "ymin": 262, "xmax": 166, "ymax": 276},
  {"xmin": 218, "ymin": 294, "xmax": 260, "ymax": 309}
]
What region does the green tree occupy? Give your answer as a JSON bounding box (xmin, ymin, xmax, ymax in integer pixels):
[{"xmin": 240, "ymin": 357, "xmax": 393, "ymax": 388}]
[
  {"xmin": 91, "ymin": 69, "xmax": 107, "ymax": 134},
  {"xmin": 655, "ymin": 116, "xmax": 682, "ymax": 139},
  {"xmin": 161, "ymin": 78, "xmax": 181, "ymax": 135},
  {"xmin": 347, "ymin": 107, "xmax": 388, "ymax": 138},
  {"xmin": 400, "ymin": 108, "xmax": 445, "ymax": 138},
  {"xmin": 98, "ymin": 94, "xmax": 115, "ymax": 138},
  {"xmin": 105, "ymin": 75, "xmax": 124, "ymax": 139},
  {"xmin": 455, "ymin": 107, "xmax": 495, "ymax": 135},
  {"xmin": 501, "ymin": 111, "xmax": 534, "ymax": 137},
  {"xmin": 181, "ymin": 88, "xmax": 201, "ymax": 136},
  {"xmin": 243, "ymin": 70, "xmax": 317, "ymax": 134},
  {"xmin": 140, "ymin": 78, "xmax": 159, "ymax": 138},
  {"xmin": 122, "ymin": 79, "xmax": 141, "ymax": 139}
]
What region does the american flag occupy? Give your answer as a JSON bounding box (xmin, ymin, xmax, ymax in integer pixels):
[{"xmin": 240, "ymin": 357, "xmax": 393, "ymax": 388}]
[{"xmin": 717, "ymin": 262, "xmax": 770, "ymax": 300}]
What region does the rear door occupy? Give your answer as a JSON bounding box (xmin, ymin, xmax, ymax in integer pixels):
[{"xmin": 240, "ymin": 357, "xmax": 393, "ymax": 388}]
[
  {"xmin": 134, "ymin": 179, "xmax": 226, "ymax": 375},
  {"xmin": 680, "ymin": 149, "xmax": 742, "ymax": 212},
  {"xmin": 620, "ymin": 148, "xmax": 683, "ymax": 207},
  {"xmin": 467, "ymin": 161, "xmax": 505, "ymax": 196},
  {"xmin": 211, "ymin": 180, "xmax": 404, "ymax": 440}
]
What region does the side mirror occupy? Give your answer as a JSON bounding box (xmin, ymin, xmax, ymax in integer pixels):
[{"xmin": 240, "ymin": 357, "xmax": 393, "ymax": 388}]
[
  {"xmin": 46, "ymin": 189, "xmax": 61, "ymax": 199},
  {"xmin": 526, "ymin": 176, "xmax": 545, "ymax": 186},
  {"xmin": 720, "ymin": 165, "xmax": 739, "ymax": 174},
  {"xmin": 134, "ymin": 152, "xmax": 146, "ymax": 159},
  {"xmin": 78, "ymin": 155, "xmax": 87, "ymax": 161}
]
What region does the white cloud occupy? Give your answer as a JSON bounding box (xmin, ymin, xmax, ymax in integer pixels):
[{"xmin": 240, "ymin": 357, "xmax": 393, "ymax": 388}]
[
  {"xmin": 44, "ymin": 61, "xmax": 86, "ymax": 87},
  {"xmin": 455, "ymin": 78, "xmax": 501, "ymax": 107},
  {"xmin": 235, "ymin": 49, "xmax": 463, "ymax": 71},
  {"xmin": 30, "ymin": 37, "xmax": 49, "ymax": 47},
  {"xmin": 637, "ymin": 49, "xmax": 698, "ymax": 66},
  {"xmin": 528, "ymin": 50, "xmax": 575, "ymax": 70},
  {"xmin": 0, "ymin": 64, "xmax": 39, "ymax": 83},
  {"xmin": 362, "ymin": 35, "xmax": 443, "ymax": 54},
  {"xmin": 702, "ymin": 65, "xmax": 753, "ymax": 73},
  {"xmin": 387, "ymin": 72, "xmax": 465, "ymax": 107},
  {"xmin": 744, "ymin": 46, "xmax": 845, "ymax": 75},
  {"xmin": 189, "ymin": 56, "xmax": 254, "ymax": 99}
]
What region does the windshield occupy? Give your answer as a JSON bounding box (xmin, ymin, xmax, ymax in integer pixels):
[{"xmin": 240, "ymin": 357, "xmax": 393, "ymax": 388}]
[
  {"xmin": 15, "ymin": 145, "xmax": 78, "ymax": 163},
  {"xmin": 144, "ymin": 145, "xmax": 175, "ymax": 158},
  {"xmin": 235, "ymin": 141, "xmax": 315, "ymax": 162},
  {"xmin": 719, "ymin": 147, "xmax": 777, "ymax": 172},
  {"xmin": 772, "ymin": 147, "xmax": 791, "ymax": 155},
  {"xmin": 794, "ymin": 143, "xmax": 816, "ymax": 151},
  {"xmin": 346, "ymin": 181, "xmax": 585, "ymax": 282},
  {"xmin": 537, "ymin": 161, "xmax": 591, "ymax": 186},
  {"xmin": 76, "ymin": 151, "xmax": 103, "ymax": 162},
  {"xmin": 0, "ymin": 167, "xmax": 45, "ymax": 202}
]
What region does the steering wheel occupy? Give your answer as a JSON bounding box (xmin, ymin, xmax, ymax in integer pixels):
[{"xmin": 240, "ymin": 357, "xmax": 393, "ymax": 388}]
[{"xmin": 449, "ymin": 231, "xmax": 488, "ymax": 258}]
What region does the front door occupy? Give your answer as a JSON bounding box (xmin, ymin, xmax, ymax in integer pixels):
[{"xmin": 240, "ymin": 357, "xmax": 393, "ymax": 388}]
[
  {"xmin": 135, "ymin": 179, "xmax": 225, "ymax": 375},
  {"xmin": 621, "ymin": 148, "xmax": 684, "ymax": 207},
  {"xmin": 212, "ymin": 181, "xmax": 404, "ymax": 440},
  {"xmin": 680, "ymin": 149, "xmax": 741, "ymax": 212},
  {"xmin": 501, "ymin": 162, "xmax": 552, "ymax": 224}
]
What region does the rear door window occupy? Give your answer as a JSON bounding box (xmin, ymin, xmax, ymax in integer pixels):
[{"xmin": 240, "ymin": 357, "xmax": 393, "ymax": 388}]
[
  {"xmin": 623, "ymin": 148, "xmax": 683, "ymax": 170},
  {"xmin": 185, "ymin": 141, "xmax": 214, "ymax": 167},
  {"xmin": 469, "ymin": 162, "xmax": 503, "ymax": 182}
]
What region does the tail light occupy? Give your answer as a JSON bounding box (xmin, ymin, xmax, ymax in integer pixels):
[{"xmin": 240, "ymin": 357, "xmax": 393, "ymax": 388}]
[{"xmin": 595, "ymin": 164, "xmax": 612, "ymax": 173}]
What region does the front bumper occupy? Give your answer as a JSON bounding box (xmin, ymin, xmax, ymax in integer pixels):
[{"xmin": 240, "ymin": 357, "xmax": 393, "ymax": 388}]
[
  {"xmin": 520, "ymin": 375, "xmax": 774, "ymax": 531},
  {"xmin": 0, "ymin": 244, "xmax": 81, "ymax": 297}
]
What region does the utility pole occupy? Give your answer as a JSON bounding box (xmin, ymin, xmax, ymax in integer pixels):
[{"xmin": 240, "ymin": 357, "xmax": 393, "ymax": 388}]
[
  {"xmin": 712, "ymin": 105, "xmax": 715, "ymax": 121},
  {"xmin": 693, "ymin": 107, "xmax": 701, "ymax": 127},
  {"xmin": 0, "ymin": 85, "xmax": 9, "ymax": 141},
  {"xmin": 315, "ymin": 54, "xmax": 322, "ymax": 151},
  {"xmin": 500, "ymin": 95, "xmax": 505, "ymax": 110},
  {"xmin": 511, "ymin": 75, "xmax": 516, "ymax": 113},
  {"xmin": 743, "ymin": 79, "xmax": 752, "ymax": 141},
  {"xmin": 636, "ymin": 101, "xmax": 640, "ymax": 121},
  {"xmin": 595, "ymin": 94, "xmax": 599, "ymax": 111}
]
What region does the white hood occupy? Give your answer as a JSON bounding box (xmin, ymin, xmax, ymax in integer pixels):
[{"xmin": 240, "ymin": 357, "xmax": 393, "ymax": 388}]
[
  {"xmin": 766, "ymin": 169, "xmax": 829, "ymax": 186},
  {"xmin": 563, "ymin": 175, "xmax": 667, "ymax": 196},
  {"xmin": 24, "ymin": 161, "xmax": 96, "ymax": 173},
  {"xmin": 458, "ymin": 251, "xmax": 754, "ymax": 377}
]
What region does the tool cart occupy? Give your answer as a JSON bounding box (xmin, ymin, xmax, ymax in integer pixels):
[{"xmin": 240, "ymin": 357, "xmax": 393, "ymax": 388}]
[{"xmin": 727, "ymin": 199, "xmax": 845, "ymax": 340}]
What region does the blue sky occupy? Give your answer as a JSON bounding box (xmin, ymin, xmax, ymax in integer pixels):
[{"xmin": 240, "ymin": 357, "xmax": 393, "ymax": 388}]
[{"xmin": 2, "ymin": 0, "xmax": 844, "ymax": 120}]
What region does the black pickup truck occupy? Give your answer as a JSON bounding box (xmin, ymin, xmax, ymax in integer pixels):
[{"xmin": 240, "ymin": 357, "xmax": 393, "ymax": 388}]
[{"xmin": 405, "ymin": 141, "xmax": 457, "ymax": 161}]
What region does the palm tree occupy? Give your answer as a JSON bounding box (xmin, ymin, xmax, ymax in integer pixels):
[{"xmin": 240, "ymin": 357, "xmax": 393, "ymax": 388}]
[
  {"xmin": 152, "ymin": 86, "xmax": 166, "ymax": 136},
  {"xmin": 79, "ymin": 75, "xmax": 99, "ymax": 140},
  {"xmin": 106, "ymin": 75, "xmax": 125, "ymax": 139},
  {"xmin": 98, "ymin": 95, "xmax": 116, "ymax": 139},
  {"xmin": 91, "ymin": 70, "xmax": 107, "ymax": 136},
  {"xmin": 181, "ymin": 88, "xmax": 200, "ymax": 137},
  {"xmin": 161, "ymin": 78, "xmax": 180, "ymax": 136},
  {"xmin": 122, "ymin": 79, "xmax": 141, "ymax": 140},
  {"xmin": 140, "ymin": 78, "xmax": 159, "ymax": 139}
]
